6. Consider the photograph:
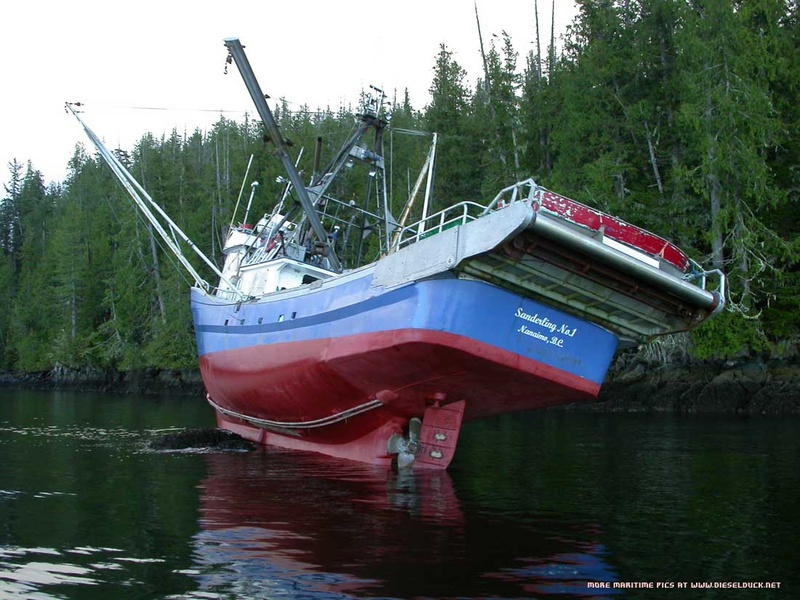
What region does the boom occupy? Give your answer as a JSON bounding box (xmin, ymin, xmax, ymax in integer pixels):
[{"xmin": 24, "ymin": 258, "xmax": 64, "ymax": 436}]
[
  {"xmin": 223, "ymin": 38, "xmax": 342, "ymax": 272},
  {"xmin": 65, "ymin": 102, "xmax": 246, "ymax": 300}
]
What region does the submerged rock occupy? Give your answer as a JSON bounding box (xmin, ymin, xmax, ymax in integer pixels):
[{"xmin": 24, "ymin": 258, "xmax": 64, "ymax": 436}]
[{"xmin": 148, "ymin": 428, "xmax": 256, "ymax": 452}]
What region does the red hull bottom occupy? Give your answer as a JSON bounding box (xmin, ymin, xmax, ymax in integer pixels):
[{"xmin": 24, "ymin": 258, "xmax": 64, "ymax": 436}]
[
  {"xmin": 216, "ymin": 410, "xmax": 407, "ymax": 468},
  {"xmin": 216, "ymin": 399, "xmax": 468, "ymax": 469},
  {"xmin": 202, "ymin": 329, "xmax": 602, "ymax": 467}
]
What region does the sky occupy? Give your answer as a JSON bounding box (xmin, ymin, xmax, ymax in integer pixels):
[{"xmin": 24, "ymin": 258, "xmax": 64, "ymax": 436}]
[{"xmin": 1, "ymin": 0, "xmax": 577, "ymax": 190}]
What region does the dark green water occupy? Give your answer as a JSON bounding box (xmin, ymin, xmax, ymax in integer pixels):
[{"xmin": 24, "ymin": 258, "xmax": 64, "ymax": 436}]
[{"xmin": 1, "ymin": 390, "xmax": 797, "ymax": 599}]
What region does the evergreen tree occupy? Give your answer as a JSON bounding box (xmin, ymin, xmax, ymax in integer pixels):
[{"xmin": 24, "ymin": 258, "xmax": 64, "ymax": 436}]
[
  {"xmin": 424, "ymin": 44, "xmax": 483, "ymax": 209},
  {"xmin": 758, "ymin": 0, "xmax": 800, "ymax": 337},
  {"xmin": 675, "ymin": 0, "xmax": 788, "ymax": 314},
  {"xmin": 548, "ymin": 0, "xmax": 642, "ymax": 214},
  {"xmin": 478, "ymin": 32, "xmax": 524, "ymax": 192},
  {"xmin": 1, "ymin": 160, "xmax": 23, "ymax": 260},
  {"xmin": 8, "ymin": 165, "xmax": 60, "ymax": 369}
]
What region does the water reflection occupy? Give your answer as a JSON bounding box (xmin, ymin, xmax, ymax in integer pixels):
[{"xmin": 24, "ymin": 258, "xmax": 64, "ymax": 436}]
[
  {"xmin": 0, "ymin": 545, "xmax": 130, "ymax": 598},
  {"xmin": 0, "ymin": 543, "xmax": 174, "ymax": 599},
  {"xmin": 3, "ymin": 392, "xmax": 797, "ymax": 599},
  {"xmin": 0, "ymin": 391, "xmax": 214, "ymax": 599},
  {"xmin": 190, "ymin": 449, "xmax": 617, "ymax": 599}
]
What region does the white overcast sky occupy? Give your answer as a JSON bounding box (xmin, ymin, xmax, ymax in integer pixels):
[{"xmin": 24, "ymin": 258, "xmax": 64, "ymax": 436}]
[{"xmin": 1, "ymin": 0, "xmax": 577, "ymax": 190}]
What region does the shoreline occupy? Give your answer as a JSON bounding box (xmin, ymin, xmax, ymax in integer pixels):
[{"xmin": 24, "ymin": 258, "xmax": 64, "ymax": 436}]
[
  {"xmin": 0, "ymin": 364, "xmax": 206, "ymax": 397},
  {"xmin": 589, "ymin": 356, "xmax": 800, "ymax": 414},
  {"xmin": 1, "ymin": 357, "xmax": 799, "ymax": 414}
]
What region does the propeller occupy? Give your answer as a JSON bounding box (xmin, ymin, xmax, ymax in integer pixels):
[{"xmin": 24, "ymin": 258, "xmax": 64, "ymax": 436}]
[{"xmin": 387, "ymin": 417, "xmax": 422, "ymax": 469}]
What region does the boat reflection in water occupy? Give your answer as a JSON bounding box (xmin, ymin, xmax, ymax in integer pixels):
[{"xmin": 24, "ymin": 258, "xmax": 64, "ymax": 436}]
[{"xmin": 189, "ymin": 449, "xmax": 618, "ymax": 599}]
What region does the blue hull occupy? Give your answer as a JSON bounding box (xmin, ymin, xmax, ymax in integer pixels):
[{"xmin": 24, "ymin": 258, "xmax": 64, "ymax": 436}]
[{"xmin": 192, "ymin": 268, "xmax": 618, "ymax": 387}]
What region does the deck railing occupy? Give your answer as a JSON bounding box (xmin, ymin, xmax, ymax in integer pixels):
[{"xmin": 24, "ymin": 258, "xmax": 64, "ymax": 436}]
[
  {"xmin": 393, "ymin": 180, "xmax": 541, "ymax": 251},
  {"xmin": 394, "ymin": 201, "xmax": 487, "ymax": 249}
]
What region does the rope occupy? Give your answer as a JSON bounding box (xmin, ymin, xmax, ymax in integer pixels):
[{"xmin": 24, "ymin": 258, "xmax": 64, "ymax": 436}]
[{"xmin": 206, "ymin": 395, "xmax": 384, "ymax": 431}]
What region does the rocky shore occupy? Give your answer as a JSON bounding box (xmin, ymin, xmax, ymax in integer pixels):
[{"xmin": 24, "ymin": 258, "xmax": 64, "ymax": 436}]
[
  {"xmin": 590, "ymin": 355, "xmax": 800, "ymax": 414},
  {"xmin": 1, "ymin": 356, "xmax": 799, "ymax": 414},
  {"xmin": 0, "ymin": 363, "xmax": 206, "ymax": 397}
]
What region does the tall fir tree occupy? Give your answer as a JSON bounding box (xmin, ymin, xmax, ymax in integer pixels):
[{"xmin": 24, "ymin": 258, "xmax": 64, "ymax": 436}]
[{"xmin": 424, "ymin": 44, "xmax": 483, "ymax": 209}]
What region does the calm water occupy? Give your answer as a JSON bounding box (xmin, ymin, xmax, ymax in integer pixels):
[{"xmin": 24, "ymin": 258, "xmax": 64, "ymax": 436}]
[{"xmin": 0, "ymin": 390, "xmax": 797, "ymax": 599}]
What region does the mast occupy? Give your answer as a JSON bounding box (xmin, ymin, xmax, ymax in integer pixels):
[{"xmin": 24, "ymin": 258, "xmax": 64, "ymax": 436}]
[
  {"xmin": 223, "ymin": 38, "xmax": 342, "ymax": 273},
  {"xmin": 418, "ymin": 132, "xmax": 437, "ymax": 237},
  {"xmin": 305, "ymin": 87, "xmax": 388, "ymax": 223}
]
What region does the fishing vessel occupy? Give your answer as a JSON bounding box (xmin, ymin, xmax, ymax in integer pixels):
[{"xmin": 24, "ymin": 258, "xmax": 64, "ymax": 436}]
[{"xmin": 68, "ymin": 38, "xmax": 725, "ymax": 469}]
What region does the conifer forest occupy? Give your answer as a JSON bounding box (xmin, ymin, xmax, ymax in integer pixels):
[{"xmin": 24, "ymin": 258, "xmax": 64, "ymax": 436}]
[{"xmin": 2, "ymin": 0, "xmax": 799, "ymax": 372}]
